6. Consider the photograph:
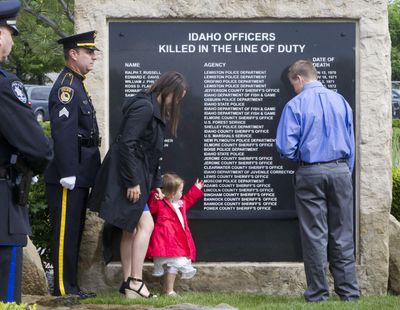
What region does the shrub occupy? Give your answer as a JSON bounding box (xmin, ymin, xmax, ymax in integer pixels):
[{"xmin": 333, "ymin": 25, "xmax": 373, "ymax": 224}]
[
  {"xmin": 392, "ymin": 168, "xmax": 400, "ymax": 221},
  {"xmin": 393, "ymin": 127, "xmax": 400, "ymax": 168},
  {"xmin": 28, "ymin": 121, "xmax": 52, "ymax": 271},
  {"xmin": 40, "ymin": 121, "xmax": 51, "ymax": 137},
  {"xmin": 28, "ymin": 175, "xmax": 52, "ymax": 271},
  {"xmin": 0, "ymin": 302, "xmax": 36, "ymax": 310},
  {"xmin": 393, "ymin": 118, "xmax": 400, "ymax": 128}
]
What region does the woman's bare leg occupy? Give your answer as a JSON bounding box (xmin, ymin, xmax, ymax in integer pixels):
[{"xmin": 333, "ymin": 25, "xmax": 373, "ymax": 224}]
[
  {"xmin": 120, "ymin": 229, "xmax": 135, "ymax": 281},
  {"xmin": 128, "ymin": 211, "xmax": 154, "ymax": 296}
]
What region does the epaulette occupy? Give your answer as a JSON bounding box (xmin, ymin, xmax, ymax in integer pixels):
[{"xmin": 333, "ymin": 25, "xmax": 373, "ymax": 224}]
[
  {"xmin": 0, "ymin": 69, "xmax": 16, "ymax": 79},
  {"xmin": 60, "ymin": 72, "xmax": 74, "ymax": 86}
]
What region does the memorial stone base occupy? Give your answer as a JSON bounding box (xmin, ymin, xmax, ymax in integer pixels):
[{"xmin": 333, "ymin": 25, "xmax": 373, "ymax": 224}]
[
  {"xmin": 81, "ymin": 260, "xmax": 377, "ymax": 296},
  {"xmin": 78, "ymin": 213, "xmax": 385, "ymax": 296}
]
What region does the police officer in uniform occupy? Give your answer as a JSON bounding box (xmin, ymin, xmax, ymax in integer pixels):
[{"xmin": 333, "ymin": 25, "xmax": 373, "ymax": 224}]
[
  {"xmin": 44, "ymin": 31, "xmax": 101, "ymax": 298},
  {"xmin": 0, "ymin": 0, "xmax": 53, "ymax": 303}
]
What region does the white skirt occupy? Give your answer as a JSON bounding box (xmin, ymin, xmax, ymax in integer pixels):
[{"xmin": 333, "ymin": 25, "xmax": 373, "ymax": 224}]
[{"xmin": 152, "ymin": 256, "xmax": 196, "ymax": 279}]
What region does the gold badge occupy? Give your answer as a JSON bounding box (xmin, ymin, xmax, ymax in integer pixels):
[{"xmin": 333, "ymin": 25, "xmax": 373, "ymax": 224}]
[{"xmin": 58, "ymin": 86, "xmax": 74, "ymax": 104}]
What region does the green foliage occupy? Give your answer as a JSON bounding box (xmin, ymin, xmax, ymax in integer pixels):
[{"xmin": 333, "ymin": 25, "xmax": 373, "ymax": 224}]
[
  {"xmin": 389, "ymin": 0, "xmax": 400, "ymax": 80},
  {"xmin": 40, "ymin": 120, "xmax": 51, "ymax": 137},
  {"xmin": 28, "ymin": 175, "xmax": 52, "ymax": 271},
  {"xmin": 392, "ymin": 122, "xmax": 400, "ymax": 219},
  {"xmin": 392, "ymin": 47, "xmax": 400, "ymax": 81},
  {"xmin": 393, "ymin": 127, "xmax": 400, "ymax": 168},
  {"xmin": 3, "ymin": 0, "xmax": 74, "ymax": 84},
  {"xmin": 28, "ymin": 121, "xmax": 52, "ymax": 271},
  {"xmin": 393, "ymin": 168, "xmax": 400, "ymax": 221},
  {"xmin": 389, "ymin": 1, "xmax": 400, "ymax": 46},
  {"xmin": 0, "ymin": 302, "xmax": 36, "ymax": 310},
  {"xmin": 393, "ymin": 118, "xmax": 400, "ymax": 128}
]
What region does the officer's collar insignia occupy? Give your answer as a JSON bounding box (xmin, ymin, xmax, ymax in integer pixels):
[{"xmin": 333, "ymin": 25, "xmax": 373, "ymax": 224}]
[
  {"xmin": 11, "ymin": 81, "xmax": 27, "ymax": 104},
  {"xmin": 59, "ymin": 107, "xmax": 69, "ymax": 118},
  {"xmin": 58, "ymin": 86, "xmax": 74, "ymax": 104}
]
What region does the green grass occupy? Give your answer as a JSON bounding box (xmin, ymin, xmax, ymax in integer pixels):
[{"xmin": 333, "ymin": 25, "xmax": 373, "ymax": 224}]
[
  {"xmin": 393, "ymin": 127, "xmax": 400, "ymax": 168},
  {"xmin": 81, "ymin": 292, "xmax": 400, "ymax": 309}
]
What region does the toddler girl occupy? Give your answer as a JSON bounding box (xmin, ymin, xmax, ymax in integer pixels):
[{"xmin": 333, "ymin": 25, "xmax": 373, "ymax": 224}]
[{"xmin": 147, "ymin": 173, "xmax": 204, "ymax": 296}]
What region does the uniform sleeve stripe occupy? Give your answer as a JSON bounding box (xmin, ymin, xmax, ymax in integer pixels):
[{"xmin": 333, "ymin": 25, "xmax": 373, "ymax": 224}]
[
  {"xmin": 58, "ymin": 188, "xmax": 68, "ymax": 296},
  {"xmin": 6, "ymin": 247, "xmax": 17, "ymax": 302}
]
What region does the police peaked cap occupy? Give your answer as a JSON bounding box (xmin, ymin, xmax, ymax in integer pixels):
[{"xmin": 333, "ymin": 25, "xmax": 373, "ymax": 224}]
[
  {"xmin": 57, "ymin": 31, "xmax": 100, "ymax": 51},
  {"xmin": 0, "ymin": 0, "xmax": 21, "ymax": 35}
]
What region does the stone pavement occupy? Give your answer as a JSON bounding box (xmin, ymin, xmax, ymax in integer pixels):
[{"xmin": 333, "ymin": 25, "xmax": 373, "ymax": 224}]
[{"xmin": 22, "ymin": 295, "xmax": 237, "ymax": 310}]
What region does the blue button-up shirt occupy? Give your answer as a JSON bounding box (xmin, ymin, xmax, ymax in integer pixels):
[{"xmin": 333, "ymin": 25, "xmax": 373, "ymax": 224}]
[{"xmin": 276, "ymin": 81, "xmax": 355, "ymax": 173}]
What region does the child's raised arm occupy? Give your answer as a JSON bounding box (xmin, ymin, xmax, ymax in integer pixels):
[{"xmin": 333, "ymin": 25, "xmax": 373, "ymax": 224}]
[
  {"xmin": 181, "ymin": 178, "xmax": 204, "ymax": 209},
  {"xmin": 195, "ymin": 178, "xmax": 204, "ymax": 190}
]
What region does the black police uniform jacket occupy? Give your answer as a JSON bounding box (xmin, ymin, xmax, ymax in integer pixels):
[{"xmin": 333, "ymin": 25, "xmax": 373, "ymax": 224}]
[
  {"xmin": 44, "ymin": 67, "xmax": 100, "ymax": 187},
  {"xmin": 89, "ymin": 91, "xmax": 165, "ymax": 232},
  {"xmin": 0, "ymin": 68, "xmax": 53, "ymax": 246}
]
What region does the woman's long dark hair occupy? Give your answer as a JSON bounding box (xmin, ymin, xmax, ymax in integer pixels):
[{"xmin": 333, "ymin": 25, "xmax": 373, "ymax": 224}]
[{"xmin": 148, "ymin": 71, "xmax": 188, "ymax": 137}]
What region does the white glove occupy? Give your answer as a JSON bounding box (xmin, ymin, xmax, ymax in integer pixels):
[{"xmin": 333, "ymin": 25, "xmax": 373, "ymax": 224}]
[
  {"xmin": 31, "ymin": 175, "xmax": 39, "ymax": 185},
  {"xmin": 60, "ymin": 176, "xmax": 76, "ymax": 190}
]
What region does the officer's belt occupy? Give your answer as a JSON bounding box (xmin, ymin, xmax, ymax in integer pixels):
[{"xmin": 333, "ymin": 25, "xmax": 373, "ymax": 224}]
[
  {"xmin": 79, "ymin": 136, "xmax": 101, "ymax": 147},
  {"xmin": 0, "ymin": 166, "xmax": 8, "ymax": 178}
]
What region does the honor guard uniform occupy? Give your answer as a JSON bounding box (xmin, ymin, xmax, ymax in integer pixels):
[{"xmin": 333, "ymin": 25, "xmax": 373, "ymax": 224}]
[
  {"xmin": 44, "ymin": 31, "xmax": 101, "ymax": 298},
  {"xmin": 0, "ymin": 0, "xmax": 53, "ymax": 303}
]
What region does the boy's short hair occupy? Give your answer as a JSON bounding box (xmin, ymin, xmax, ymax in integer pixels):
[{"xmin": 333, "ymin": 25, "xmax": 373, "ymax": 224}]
[
  {"xmin": 162, "ymin": 173, "xmax": 184, "ymax": 198},
  {"xmin": 288, "ymin": 59, "xmax": 318, "ymax": 82}
]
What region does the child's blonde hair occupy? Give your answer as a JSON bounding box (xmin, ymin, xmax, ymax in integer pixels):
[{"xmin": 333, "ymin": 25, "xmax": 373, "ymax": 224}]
[{"xmin": 161, "ymin": 173, "xmax": 184, "ymax": 199}]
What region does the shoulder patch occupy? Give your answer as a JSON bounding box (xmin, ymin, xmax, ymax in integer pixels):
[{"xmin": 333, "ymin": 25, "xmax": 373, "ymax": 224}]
[
  {"xmin": 58, "ymin": 86, "xmax": 74, "ymax": 104},
  {"xmin": 11, "ymin": 81, "xmax": 28, "ymax": 104}
]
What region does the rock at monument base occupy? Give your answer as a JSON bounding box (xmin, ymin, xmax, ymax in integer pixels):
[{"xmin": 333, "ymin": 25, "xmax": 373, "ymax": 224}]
[
  {"xmin": 389, "ymin": 214, "xmax": 400, "ymax": 294},
  {"xmin": 22, "ymin": 238, "xmax": 49, "ymax": 295}
]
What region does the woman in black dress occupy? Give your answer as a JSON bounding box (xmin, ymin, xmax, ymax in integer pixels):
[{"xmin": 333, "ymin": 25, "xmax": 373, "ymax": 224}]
[{"xmin": 89, "ymin": 71, "xmax": 188, "ymax": 298}]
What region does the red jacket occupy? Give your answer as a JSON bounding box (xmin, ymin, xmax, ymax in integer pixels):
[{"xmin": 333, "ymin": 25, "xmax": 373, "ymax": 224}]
[{"xmin": 146, "ymin": 185, "xmax": 203, "ymax": 261}]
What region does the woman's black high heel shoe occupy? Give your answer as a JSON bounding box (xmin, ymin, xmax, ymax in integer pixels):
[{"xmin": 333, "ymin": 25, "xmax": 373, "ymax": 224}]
[
  {"xmin": 119, "ymin": 280, "xmax": 128, "ymax": 294},
  {"xmin": 125, "ymin": 277, "xmax": 157, "ymax": 299}
]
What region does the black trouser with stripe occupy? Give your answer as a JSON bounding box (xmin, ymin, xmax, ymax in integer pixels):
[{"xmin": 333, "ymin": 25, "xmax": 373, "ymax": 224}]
[
  {"xmin": 46, "ymin": 184, "xmax": 89, "ymax": 296},
  {"xmin": 0, "ymin": 246, "xmax": 23, "ymax": 303}
]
